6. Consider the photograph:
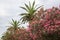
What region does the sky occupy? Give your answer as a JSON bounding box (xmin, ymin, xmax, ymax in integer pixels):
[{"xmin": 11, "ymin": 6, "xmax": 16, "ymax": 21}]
[{"xmin": 0, "ymin": 0, "xmax": 60, "ymax": 39}]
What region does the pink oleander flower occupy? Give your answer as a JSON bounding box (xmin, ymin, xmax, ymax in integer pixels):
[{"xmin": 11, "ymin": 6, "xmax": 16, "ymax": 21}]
[
  {"xmin": 47, "ymin": 9, "xmax": 52, "ymax": 13},
  {"xmin": 55, "ymin": 10, "xmax": 60, "ymax": 14},
  {"xmin": 30, "ymin": 33, "xmax": 33, "ymax": 38}
]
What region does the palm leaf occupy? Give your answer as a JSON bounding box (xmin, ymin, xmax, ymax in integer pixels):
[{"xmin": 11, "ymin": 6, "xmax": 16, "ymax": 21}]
[
  {"xmin": 20, "ymin": 7, "xmax": 28, "ymax": 12},
  {"xmin": 20, "ymin": 13, "xmax": 28, "ymax": 16},
  {"xmin": 25, "ymin": 3, "xmax": 30, "ymax": 10},
  {"xmin": 32, "ymin": 0, "xmax": 35, "ymax": 8},
  {"xmin": 21, "ymin": 16, "xmax": 27, "ymax": 23},
  {"xmin": 12, "ymin": 19, "xmax": 15, "ymax": 23},
  {"xmin": 36, "ymin": 5, "xmax": 44, "ymax": 10},
  {"xmin": 29, "ymin": 1, "xmax": 31, "ymax": 8}
]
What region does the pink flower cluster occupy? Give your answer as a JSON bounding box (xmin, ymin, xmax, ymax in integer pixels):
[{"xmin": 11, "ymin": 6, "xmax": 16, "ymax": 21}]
[
  {"xmin": 12, "ymin": 28, "xmax": 32, "ymax": 40},
  {"xmin": 28, "ymin": 7, "xmax": 60, "ymax": 40}
]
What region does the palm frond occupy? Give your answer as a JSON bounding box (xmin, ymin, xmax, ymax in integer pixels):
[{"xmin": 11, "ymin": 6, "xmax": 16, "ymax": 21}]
[
  {"xmin": 20, "ymin": 13, "xmax": 28, "ymax": 16},
  {"xmin": 29, "ymin": 1, "xmax": 31, "ymax": 8},
  {"xmin": 20, "ymin": 7, "xmax": 28, "ymax": 12},
  {"xmin": 25, "ymin": 3, "xmax": 30, "ymax": 10},
  {"xmin": 36, "ymin": 5, "xmax": 44, "ymax": 10},
  {"xmin": 12, "ymin": 19, "xmax": 15, "ymax": 23},
  {"xmin": 21, "ymin": 17, "xmax": 27, "ymax": 23},
  {"xmin": 32, "ymin": 0, "xmax": 35, "ymax": 8},
  {"xmin": 10, "ymin": 19, "xmax": 20, "ymax": 30},
  {"xmin": 20, "ymin": 1, "xmax": 43, "ymax": 23}
]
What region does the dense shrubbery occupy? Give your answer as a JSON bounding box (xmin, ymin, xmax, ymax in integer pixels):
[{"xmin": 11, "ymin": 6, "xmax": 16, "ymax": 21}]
[
  {"xmin": 2, "ymin": 27, "xmax": 32, "ymax": 40},
  {"xmin": 12, "ymin": 28, "xmax": 32, "ymax": 40},
  {"xmin": 28, "ymin": 7, "xmax": 60, "ymax": 40}
]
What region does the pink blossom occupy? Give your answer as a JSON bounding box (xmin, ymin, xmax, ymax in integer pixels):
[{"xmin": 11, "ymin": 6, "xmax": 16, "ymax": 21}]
[
  {"xmin": 55, "ymin": 10, "xmax": 60, "ymax": 14},
  {"xmin": 47, "ymin": 9, "xmax": 52, "ymax": 13}
]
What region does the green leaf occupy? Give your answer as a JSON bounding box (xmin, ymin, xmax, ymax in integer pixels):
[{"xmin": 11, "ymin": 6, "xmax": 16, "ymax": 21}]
[
  {"xmin": 36, "ymin": 5, "xmax": 44, "ymax": 10},
  {"xmin": 20, "ymin": 7, "xmax": 28, "ymax": 12},
  {"xmin": 29, "ymin": 1, "xmax": 31, "ymax": 8},
  {"xmin": 25, "ymin": 3, "xmax": 30, "ymax": 10},
  {"xmin": 20, "ymin": 13, "xmax": 28, "ymax": 16},
  {"xmin": 32, "ymin": 0, "xmax": 35, "ymax": 8}
]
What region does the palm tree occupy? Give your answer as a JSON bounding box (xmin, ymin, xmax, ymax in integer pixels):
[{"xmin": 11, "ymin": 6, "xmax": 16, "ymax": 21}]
[
  {"xmin": 7, "ymin": 19, "xmax": 20, "ymax": 34},
  {"xmin": 7, "ymin": 19, "xmax": 20, "ymax": 40},
  {"xmin": 10, "ymin": 19, "xmax": 20, "ymax": 30},
  {"xmin": 1, "ymin": 19, "xmax": 20, "ymax": 40},
  {"xmin": 20, "ymin": 1, "xmax": 43, "ymax": 23}
]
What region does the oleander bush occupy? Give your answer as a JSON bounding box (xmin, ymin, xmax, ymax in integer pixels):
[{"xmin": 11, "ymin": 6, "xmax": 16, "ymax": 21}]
[{"xmin": 28, "ymin": 7, "xmax": 60, "ymax": 40}]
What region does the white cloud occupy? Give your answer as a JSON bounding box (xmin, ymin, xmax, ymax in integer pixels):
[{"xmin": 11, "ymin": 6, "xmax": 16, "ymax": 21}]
[
  {"xmin": 0, "ymin": 3, "xmax": 10, "ymax": 17},
  {"xmin": 0, "ymin": 9, "xmax": 8, "ymax": 16}
]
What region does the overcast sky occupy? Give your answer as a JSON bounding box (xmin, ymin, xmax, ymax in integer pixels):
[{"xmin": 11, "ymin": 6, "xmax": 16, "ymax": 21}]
[{"xmin": 0, "ymin": 0, "xmax": 60, "ymax": 39}]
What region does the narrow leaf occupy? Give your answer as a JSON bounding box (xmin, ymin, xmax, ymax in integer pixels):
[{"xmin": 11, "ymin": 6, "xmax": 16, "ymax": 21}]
[
  {"xmin": 32, "ymin": 0, "xmax": 35, "ymax": 7},
  {"xmin": 25, "ymin": 3, "xmax": 30, "ymax": 10},
  {"xmin": 36, "ymin": 5, "xmax": 44, "ymax": 10},
  {"xmin": 20, "ymin": 7, "xmax": 28, "ymax": 12}
]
